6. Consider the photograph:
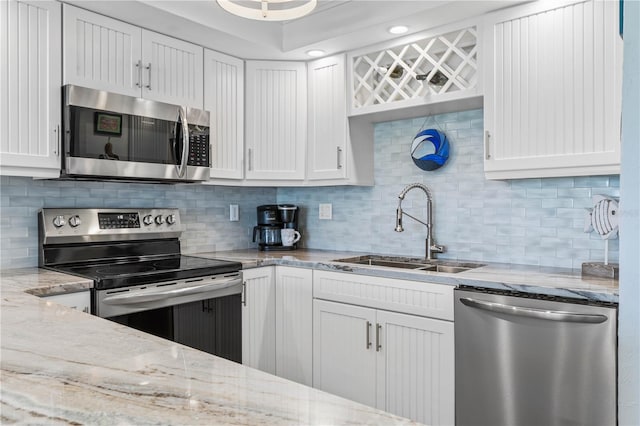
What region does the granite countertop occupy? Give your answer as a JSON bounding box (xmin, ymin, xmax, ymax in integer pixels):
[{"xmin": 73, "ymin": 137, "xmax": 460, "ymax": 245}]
[
  {"xmin": 193, "ymin": 249, "xmax": 619, "ymax": 304},
  {"xmin": 0, "ymin": 268, "xmax": 414, "ymax": 425},
  {"xmin": 0, "ymin": 250, "xmax": 617, "ymax": 423}
]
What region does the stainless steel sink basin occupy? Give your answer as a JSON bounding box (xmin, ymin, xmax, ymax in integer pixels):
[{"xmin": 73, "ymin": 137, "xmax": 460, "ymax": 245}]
[{"xmin": 333, "ymin": 255, "xmax": 485, "ymax": 274}]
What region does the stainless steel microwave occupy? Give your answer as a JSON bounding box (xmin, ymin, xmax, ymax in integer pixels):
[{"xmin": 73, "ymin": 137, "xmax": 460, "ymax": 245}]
[{"xmin": 62, "ymin": 85, "xmax": 211, "ymax": 182}]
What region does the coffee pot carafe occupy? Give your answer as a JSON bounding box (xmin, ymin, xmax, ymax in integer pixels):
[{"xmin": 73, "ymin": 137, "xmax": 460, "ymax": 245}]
[{"xmin": 253, "ymin": 204, "xmax": 300, "ymax": 251}]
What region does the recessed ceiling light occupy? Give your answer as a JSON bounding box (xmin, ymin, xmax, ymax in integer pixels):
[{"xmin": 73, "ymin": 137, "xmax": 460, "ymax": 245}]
[
  {"xmin": 307, "ymin": 49, "xmax": 325, "ymax": 57},
  {"xmin": 389, "ymin": 25, "xmax": 409, "ymax": 35}
]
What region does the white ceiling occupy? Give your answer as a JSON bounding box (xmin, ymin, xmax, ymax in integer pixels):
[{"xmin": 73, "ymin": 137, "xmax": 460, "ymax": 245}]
[{"xmin": 65, "ymin": 0, "xmax": 526, "ymax": 60}]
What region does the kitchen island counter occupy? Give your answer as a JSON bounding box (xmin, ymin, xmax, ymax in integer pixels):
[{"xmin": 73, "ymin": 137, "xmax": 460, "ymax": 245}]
[
  {"xmin": 195, "ymin": 249, "xmax": 619, "ymax": 304},
  {"xmin": 0, "ymin": 268, "xmax": 414, "ymax": 425}
]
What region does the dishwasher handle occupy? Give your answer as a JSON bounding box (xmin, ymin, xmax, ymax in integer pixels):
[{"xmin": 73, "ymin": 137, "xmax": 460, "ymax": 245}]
[{"xmin": 459, "ymin": 297, "xmax": 608, "ymax": 324}]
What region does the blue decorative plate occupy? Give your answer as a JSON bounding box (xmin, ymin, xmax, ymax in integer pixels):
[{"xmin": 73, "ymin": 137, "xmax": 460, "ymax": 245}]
[{"xmin": 410, "ymin": 129, "xmax": 450, "ymax": 171}]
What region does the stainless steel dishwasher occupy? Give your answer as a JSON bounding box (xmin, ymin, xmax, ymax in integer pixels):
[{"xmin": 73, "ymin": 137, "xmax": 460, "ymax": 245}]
[{"xmin": 455, "ymin": 287, "xmax": 617, "ymax": 426}]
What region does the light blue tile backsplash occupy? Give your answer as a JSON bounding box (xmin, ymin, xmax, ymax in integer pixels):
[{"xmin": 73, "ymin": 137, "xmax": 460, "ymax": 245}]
[
  {"xmin": 0, "ymin": 108, "xmax": 620, "ymax": 270},
  {"xmin": 278, "ymin": 109, "xmax": 620, "ymax": 269},
  {"xmin": 0, "ymin": 177, "xmax": 276, "ymax": 269}
]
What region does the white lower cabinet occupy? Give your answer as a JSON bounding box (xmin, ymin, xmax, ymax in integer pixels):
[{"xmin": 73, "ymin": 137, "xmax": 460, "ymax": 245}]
[
  {"xmin": 275, "ymin": 266, "xmax": 313, "ymax": 386},
  {"xmin": 313, "ymin": 271, "xmax": 455, "ymax": 425},
  {"xmin": 313, "ymin": 300, "xmax": 377, "ymax": 406},
  {"xmin": 241, "ymin": 267, "xmax": 276, "ymax": 374},
  {"xmin": 242, "ymin": 266, "xmax": 313, "ymax": 386},
  {"xmin": 42, "ymin": 291, "xmax": 90, "ymax": 313}
]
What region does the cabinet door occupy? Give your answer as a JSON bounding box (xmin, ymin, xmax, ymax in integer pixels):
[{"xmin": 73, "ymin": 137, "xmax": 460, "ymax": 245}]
[
  {"xmin": 307, "ymin": 54, "xmax": 348, "ymax": 180},
  {"xmin": 483, "ymin": 0, "xmax": 623, "ymax": 179},
  {"xmin": 375, "ymin": 310, "xmax": 455, "ymax": 426},
  {"xmin": 0, "ymin": 0, "xmax": 61, "ymax": 177},
  {"xmin": 205, "ymin": 49, "xmax": 244, "ymax": 179},
  {"xmin": 42, "ymin": 291, "xmax": 90, "ymax": 313},
  {"xmin": 141, "ymin": 30, "xmax": 204, "ymax": 108},
  {"xmin": 62, "ymin": 4, "xmax": 141, "ymax": 97},
  {"xmin": 241, "ymin": 267, "xmax": 276, "ymax": 374},
  {"xmin": 313, "ymin": 299, "xmax": 377, "ymax": 407},
  {"xmin": 275, "ymin": 267, "xmax": 313, "ymax": 386},
  {"xmin": 245, "ymin": 61, "xmax": 306, "ymax": 180}
]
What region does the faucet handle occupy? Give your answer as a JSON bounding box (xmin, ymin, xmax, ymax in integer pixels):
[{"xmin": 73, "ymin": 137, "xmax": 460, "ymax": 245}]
[{"xmin": 431, "ymin": 244, "xmax": 445, "ymax": 254}]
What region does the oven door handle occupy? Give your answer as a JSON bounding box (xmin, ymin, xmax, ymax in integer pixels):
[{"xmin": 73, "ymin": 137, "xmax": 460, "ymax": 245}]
[{"xmin": 102, "ymin": 276, "xmax": 242, "ymax": 305}]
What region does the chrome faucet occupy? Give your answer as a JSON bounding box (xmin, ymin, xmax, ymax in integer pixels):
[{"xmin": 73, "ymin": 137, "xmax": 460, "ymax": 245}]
[{"xmin": 394, "ymin": 183, "xmax": 445, "ymax": 260}]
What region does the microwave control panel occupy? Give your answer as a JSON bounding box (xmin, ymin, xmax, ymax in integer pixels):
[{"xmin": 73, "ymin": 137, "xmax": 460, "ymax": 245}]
[{"xmin": 188, "ymin": 133, "xmax": 210, "ymax": 167}]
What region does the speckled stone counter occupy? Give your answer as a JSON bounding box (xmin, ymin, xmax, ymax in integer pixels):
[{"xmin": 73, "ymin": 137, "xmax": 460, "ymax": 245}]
[
  {"xmin": 194, "ymin": 249, "xmax": 619, "ymax": 304},
  {"xmin": 0, "ymin": 268, "xmax": 414, "ymax": 425}
]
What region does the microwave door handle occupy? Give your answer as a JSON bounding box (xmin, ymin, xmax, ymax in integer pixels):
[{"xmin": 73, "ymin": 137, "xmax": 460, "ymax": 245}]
[{"xmin": 178, "ymin": 106, "xmax": 189, "ymax": 179}]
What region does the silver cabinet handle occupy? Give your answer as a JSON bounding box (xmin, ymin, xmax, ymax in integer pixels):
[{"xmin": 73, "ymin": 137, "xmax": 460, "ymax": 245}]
[
  {"xmin": 247, "ymin": 148, "xmax": 253, "ymax": 171},
  {"xmin": 209, "ymin": 143, "xmax": 214, "ymax": 167},
  {"xmin": 145, "ymin": 63, "xmax": 152, "ymax": 90},
  {"xmin": 459, "ymin": 297, "xmax": 608, "ymax": 324},
  {"xmin": 241, "ymin": 281, "xmax": 247, "ymax": 306},
  {"xmin": 484, "ymin": 130, "xmax": 491, "ymax": 160},
  {"xmin": 337, "ymin": 146, "xmax": 343, "ymax": 169},
  {"xmin": 135, "ymin": 60, "xmax": 142, "ymax": 88},
  {"xmin": 53, "ymin": 125, "xmax": 60, "ymax": 156},
  {"xmin": 376, "ymin": 323, "xmax": 382, "ymax": 352},
  {"xmin": 366, "ymin": 321, "xmax": 372, "ymax": 349}
]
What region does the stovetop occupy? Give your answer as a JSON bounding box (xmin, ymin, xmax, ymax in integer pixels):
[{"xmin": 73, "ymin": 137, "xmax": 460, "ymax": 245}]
[{"xmin": 51, "ymin": 255, "xmax": 242, "ymax": 290}]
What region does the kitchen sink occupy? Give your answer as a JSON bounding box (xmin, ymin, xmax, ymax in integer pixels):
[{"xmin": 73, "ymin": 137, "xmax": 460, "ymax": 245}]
[{"xmin": 333, "ymin": 255, "xmax": 485, "ymax": 274}]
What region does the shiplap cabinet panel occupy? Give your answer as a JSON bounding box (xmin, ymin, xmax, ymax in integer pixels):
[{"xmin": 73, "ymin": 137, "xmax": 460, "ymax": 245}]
[
  {"xmin": 483, "ymin": 0, "xmax": 623, "ymax": 179},
  {"xmin": 312, "ymin": 271, "xmax": 455, "ymax": 424},
  {"xmin": 376, "ymin": 310, "xmax": 454, "ymax": 426},
  {"xmin": 275, "ymin": 267, "xmax": 313, "ymax": 386},
  {"xmin": 63, "ymin": 4, "xmax": 141, "ymax": 97},
  {"xmin": 313, "ymin": 299, "xmax": 378, "ymax": 406},
  {"xmin": 241, "ymin": 267, "xmax": 276, "ymax": 374},
  {"xmin": 63, "ymin": 5, "xmax": 203, "ymax": 108},
  {"xmin": 0, "ymin": 0, "xmax": 61, "ymax": 177},
  {"xmin": 141, "ymin": 30, "xmax": 203, "ymax": 108},
  {"xmin": 205, "ymin": 49, "xmax": 244, "ymax": 179},
  {"xmin": 307, "ymin": 54, "xmax": 348, "ymax": 180},
  {"xmin": 245, "ymin": 61, "xmax": 307, "ymax": 180}
]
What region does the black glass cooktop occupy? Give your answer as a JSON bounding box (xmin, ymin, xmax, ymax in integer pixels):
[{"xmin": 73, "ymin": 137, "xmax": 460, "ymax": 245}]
[{"xmin": 51, "ymin": 255, "xmax": 242, "ymax": 290}]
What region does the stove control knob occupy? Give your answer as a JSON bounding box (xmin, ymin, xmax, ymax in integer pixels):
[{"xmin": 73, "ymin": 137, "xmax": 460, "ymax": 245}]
[
  {"xmin": 166, "ymin": 214, "xmax": 176, "ymax": 225},
  {"xmin": 154, "ymin": 215, "xmax": 164, "ymax": 225},
  {"xmin": 68, "ymin": 215, "xmax": 81, "ymax": 227},
  {"xmin": 143, "ymin": 215, "xmax": 154, "ymax": 226},
  {"xmin": 52, "ymin": 215, "xmax": 66, "ymax": 228}
]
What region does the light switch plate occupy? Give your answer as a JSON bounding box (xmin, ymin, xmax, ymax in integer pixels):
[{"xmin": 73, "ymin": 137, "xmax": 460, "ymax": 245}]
[
  {"xmin": 319, "ymin": 203, "xmax": 332, "ymax": 220},
  {"xmin": 229, "ymin": 204, "xmax": 239, "ymax": 221}
]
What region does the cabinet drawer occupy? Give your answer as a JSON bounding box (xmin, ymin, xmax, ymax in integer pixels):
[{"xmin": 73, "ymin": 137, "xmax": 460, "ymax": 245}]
[{"xmin": 313, "ymin": 270, "xmax": 454, "ymax": 321}]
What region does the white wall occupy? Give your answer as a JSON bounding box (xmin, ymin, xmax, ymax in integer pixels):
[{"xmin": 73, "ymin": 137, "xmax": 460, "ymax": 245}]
[{"xmin": 618, "ymin": 0, "xmax": 640, "ymax": 424}]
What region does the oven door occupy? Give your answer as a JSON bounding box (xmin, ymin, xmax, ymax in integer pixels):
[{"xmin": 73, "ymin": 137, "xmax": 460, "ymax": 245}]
[
  {"xmin": 62, "ymin": 85, "xmax": 210, "ymax": 182},
  {"xmin": 96, "ymin": 272, "xmax": 243, "ymax": 362},
  {"xmin": 95, "ymin": 273, "xmax": 242, "ymax": 318}
]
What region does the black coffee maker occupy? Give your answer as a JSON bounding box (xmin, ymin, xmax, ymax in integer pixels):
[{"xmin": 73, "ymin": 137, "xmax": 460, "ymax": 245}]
[{"xmin": 253, "ymin": 204, "xmax": 299, "ymax": 251}]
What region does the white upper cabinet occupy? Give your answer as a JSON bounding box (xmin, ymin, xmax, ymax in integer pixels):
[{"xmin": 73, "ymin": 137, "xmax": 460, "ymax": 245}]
[
  {"xmin": 483, "ymin": 0, "xmax": 623, "ymax": 179},
  {"xmin": 204, "ymin": 49, "xmax": 244, "ymax": 180},
  {"xmin": 140, "ymin": 30, "xmax": 203, "ymax": 108},
  {"xmin": 0, "ymin": 0, "xmax": 61, "ymax": 177},
  {"xmin": 348, "ymin": 20, "xmax": 481, "ymax": 117},
  {"xmin": 63, "ymin": 5, "xmax": 204, "ymax": 108},
  {"xmin": 245, "ymin": 61, "xmax": 307, "ymax": 180},
  {"xmin": 307, "ymin": 54, "xmax": 348, "ymax": 180}
]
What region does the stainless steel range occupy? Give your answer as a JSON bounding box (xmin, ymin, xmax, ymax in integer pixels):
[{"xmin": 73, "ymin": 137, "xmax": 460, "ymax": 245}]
[{"xmin": 38, "ymin": 208, "xmax": 243, "ymax": 362}]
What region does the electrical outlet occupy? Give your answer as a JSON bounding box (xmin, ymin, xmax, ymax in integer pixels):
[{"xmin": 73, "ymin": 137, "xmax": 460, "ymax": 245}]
[
  {"xmin": 319, "ymin": 203, "xmax": 333, "ymax": 220},
  {"xmin": 229, "ymin": 204, "xmax": 239, "ymax": 221}
]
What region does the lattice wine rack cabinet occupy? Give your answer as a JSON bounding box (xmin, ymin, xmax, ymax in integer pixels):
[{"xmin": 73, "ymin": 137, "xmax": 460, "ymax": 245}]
[{"xmin": 349, "ymin": 25, "xmax": 479, "ymax": 115}]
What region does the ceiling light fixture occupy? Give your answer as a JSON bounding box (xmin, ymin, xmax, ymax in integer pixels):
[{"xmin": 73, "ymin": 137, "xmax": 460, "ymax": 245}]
[
  {"xmin": 306, "ymin": 49, "xmax": 325, "ymax": 57},
  {"xmin": 388, "ymin": 25, "xmax": 409, "ymax": 35},
  {"xmin": 217, "ymin": 0, "xmax": 318, "ymax": 22}
]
